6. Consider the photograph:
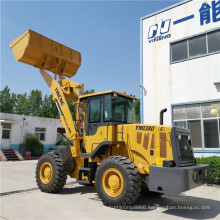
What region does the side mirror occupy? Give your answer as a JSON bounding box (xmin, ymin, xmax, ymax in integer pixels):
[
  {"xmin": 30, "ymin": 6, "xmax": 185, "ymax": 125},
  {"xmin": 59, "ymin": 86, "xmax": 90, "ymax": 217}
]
[{"xmin": 78, "ymin": 106, "xmax": 83, "ymax": 115}]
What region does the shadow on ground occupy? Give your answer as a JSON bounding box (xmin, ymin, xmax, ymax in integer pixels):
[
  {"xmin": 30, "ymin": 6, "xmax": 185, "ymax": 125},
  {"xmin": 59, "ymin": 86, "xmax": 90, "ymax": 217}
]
[
  {"xmin": 59, "ymin": 184, "xmax": 96, "ymax": 195},
  {"xmin": 135, "ymin": 194, "xmax": 220, "ymax": 219},
  {"xmin": 60, "ymin": 184, "xmax": 220, "ymax": 219}
]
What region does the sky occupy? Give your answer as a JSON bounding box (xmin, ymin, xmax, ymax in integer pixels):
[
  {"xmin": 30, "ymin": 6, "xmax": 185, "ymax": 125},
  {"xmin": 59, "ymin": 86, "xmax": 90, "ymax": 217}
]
[{"xmin": 1, "ymin": 0, "xmax": 182, "ymax": 98}]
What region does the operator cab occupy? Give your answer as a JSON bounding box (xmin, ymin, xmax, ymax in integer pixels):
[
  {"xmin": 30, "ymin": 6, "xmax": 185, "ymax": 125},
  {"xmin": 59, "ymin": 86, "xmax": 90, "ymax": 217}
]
[{"xmin": 79, "ymin": 91, "xmax": 137, "ymax": 136}]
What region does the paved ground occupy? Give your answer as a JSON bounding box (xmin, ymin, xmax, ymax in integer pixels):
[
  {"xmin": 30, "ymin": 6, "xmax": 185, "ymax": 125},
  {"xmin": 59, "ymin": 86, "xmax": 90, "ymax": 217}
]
[{"xmin": 0, "ymin": 160, "xmax": 219, "ymax": 220}]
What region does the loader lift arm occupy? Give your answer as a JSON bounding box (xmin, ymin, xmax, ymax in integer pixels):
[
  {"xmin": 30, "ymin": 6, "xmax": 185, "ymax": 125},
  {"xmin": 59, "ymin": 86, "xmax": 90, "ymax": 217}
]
[
  {"xmin": 40, "ymin": 69, "xmax": 84, "ymax": 157},
  {"xmin": 9, "ymin": 29, "xmax": 85, "ymax": 158}
]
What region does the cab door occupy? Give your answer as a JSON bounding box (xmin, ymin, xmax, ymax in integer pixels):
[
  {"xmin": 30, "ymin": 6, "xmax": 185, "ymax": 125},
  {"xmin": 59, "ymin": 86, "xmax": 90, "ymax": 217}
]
[
  {"xmin": 84, "ymin": 96, "xmax": 107, "ymax": 153},
  {"xmin": 87, "ymin": 97, "xmax": 102, "ymax": 136}
]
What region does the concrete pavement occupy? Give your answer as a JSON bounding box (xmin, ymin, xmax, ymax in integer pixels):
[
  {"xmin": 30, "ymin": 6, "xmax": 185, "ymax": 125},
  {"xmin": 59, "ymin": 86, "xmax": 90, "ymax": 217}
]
[{"xmin": 0, "ymin": 160, "xmax": 219, "ymax": 220}]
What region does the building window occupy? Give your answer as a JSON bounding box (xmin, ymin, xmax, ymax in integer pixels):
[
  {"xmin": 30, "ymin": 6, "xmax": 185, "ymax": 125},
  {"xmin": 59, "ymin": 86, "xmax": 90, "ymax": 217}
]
[
  {"xmin": 208, "ymin": 30, "xmax": 220, "ymax": 53},
  {"xmin": 2, "ymin": 123, "xmax": 11, "ymax": 139},
  {"xmin": 203, "ymin": 120, "xmax": 219, "ymax": 148},
  {"xmin": 35, "ymin": 127, "xmax": 46, "ymax": 141},
  {"xmin": 188, "ymin": 120, "xmax": 202, "ymax": 148},
  {"xmin": 188, "ymin": 34, "xmax": 207, "ymax": 58},
  {"xmin": 173, "ymin": 101, "xmax": 220, "ymax": 149},
  {"xmin": 171, "ymin": 29, "xmax": 220, "ymax": 63},
  {"xmin": 171, "ymin": 40, "xmax": 188, "ymax": 62}
]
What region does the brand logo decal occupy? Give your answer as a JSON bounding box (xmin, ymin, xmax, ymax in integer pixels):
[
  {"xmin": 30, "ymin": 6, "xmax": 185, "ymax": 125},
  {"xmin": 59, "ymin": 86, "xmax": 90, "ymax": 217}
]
[
  {"xmin": 55, "ymin": 88, "xmax": 65, "ymax": 106},
  {"xmin": 159, "ymin": 127, "xmax": 165, "ymax": 131},
  {"xmin": 148, "ymin": 19, "xmax": 171, "ymax": 43}
]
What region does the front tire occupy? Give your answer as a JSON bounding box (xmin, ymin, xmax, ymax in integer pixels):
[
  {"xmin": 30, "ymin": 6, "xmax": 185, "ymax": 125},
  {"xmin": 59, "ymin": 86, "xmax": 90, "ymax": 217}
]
[
  {"xmin": 36, "ymin": 152, "xmax": 67, "ymax": 193},
  {"xmin": 95, "ymin": 156, "xmax": 141, "ymax": 206}
]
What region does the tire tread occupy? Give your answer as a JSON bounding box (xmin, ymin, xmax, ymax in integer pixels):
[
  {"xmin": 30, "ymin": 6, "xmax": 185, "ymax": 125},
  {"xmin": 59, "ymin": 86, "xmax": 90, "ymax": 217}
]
[
  {"xmin": 35, "ymin": 152, "xmax": 67, "ymax": 193},
  {"xmin": 95, "ymin": 156, "xmax": 141, "ymax": 206}
]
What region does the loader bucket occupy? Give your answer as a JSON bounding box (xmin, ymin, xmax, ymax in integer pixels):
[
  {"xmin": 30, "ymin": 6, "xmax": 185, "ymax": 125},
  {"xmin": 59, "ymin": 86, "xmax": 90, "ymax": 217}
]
[{"xmin": 10, "ymin": 29, "xmax": 81, "ymax": 78}]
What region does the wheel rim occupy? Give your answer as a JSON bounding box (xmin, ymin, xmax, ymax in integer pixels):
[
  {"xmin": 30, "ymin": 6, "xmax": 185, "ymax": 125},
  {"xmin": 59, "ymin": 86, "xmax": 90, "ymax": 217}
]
[
  {"xmin": 102, "ymin": 168, "xmax": 124, "ymax": 197},
  {"xmin": 39, "ymin": 162, "xmax": 53, "ymax": 184}
]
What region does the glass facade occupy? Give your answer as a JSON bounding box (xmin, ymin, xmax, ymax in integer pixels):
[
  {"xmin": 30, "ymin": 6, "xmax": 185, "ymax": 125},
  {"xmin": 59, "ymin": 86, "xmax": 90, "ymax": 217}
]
[{"xmin": 173, "ymin": 101, "xmax": 220, "ymax": 149}]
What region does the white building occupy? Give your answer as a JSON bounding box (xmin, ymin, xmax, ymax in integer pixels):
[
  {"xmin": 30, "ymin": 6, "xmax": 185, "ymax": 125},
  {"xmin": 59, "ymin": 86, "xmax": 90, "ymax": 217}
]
[
  {"xmin": 140, "ymin": 0, "xmax": 220, "ymax": 157},
  {"xmin": 0, "ymin": 113, "xmax": 62, "ymax": 153}
]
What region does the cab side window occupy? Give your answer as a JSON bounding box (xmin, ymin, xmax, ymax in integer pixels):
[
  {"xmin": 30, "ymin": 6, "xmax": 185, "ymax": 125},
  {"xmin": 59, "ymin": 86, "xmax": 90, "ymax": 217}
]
[
  {"xmin": 104, "ymin": 94, "xmax": 112, "ymax": 122},
  {"xmin": 89, "ymin": 98, "xmax": 101, "ymax": 123}
]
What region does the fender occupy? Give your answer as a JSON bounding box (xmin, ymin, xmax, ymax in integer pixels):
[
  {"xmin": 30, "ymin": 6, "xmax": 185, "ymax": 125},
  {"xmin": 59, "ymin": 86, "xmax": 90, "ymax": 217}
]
[
  {"xmin": 81, "ymin": 141, "xmax": 125, "ymax": 158},
  {"xmin": 49, "ymin": 146, "xmax": 73, "ymax": 165}
]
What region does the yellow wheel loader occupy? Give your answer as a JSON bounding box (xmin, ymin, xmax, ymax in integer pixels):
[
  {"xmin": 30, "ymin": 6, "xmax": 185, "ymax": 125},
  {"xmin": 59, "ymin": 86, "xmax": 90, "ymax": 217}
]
[{"xmin": 10, "ymin": 30, "xmax": 210, "ymax": 206}]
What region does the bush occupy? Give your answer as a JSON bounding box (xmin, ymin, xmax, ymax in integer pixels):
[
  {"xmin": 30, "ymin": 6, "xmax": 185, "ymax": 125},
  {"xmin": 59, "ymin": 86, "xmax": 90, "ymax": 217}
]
[
  {"xmin": 56, "ymin": 140, "xmax": 69, "ymax": 146},
  {"xmin": 25, "ymin": 133, "xmax": 44, "ymax": 156},
  {"xmin": 196, "ymin": 156, "xmax": 220, "ymax": 185}
]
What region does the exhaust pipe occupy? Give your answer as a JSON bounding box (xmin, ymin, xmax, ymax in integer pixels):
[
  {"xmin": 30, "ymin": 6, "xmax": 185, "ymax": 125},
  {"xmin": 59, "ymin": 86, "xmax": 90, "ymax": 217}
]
[{"xmin": 160, "ymin": 108, "xmax": 167, "ymax": 125}]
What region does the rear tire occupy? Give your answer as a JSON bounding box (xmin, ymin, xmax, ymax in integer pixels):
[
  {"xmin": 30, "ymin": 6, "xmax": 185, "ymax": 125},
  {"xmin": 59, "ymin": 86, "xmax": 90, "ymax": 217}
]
[
  {"xmin": 95, "ymin": 156, "xmax": 141, "ymax": 206},
  {"xmin": 36, "ymin": 152, "xmax": 67, "ymax": 193}
]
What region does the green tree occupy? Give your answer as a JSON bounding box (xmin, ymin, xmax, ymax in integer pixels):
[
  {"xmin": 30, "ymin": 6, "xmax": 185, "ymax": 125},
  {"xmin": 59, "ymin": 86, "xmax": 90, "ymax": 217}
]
[
  {"xmin": 0, "ymin": 86, "xmax": 17, "ymax": 113},
  {"xmin": 135, "ymin": 99, "xmax": 140, "ymax": 123},
  {"xmin": 0, "ymin": 86, "xmax": 97, "ymax": 119},
  {"xmin": 15, "ymin": 93, "xmax": 29, "ymax": 115},
  {"xmin": 26, "ymin": 89, "xmax": 42, "ymax": 116},
  {"xmin": 129, "ymin": 94, "xmax": 140, "ymax": 123},
  {"xmin": 84, "ymin": 89, "xmax": 95, "ymax": 95},
  {"xmin": 67, "ymin": 99, "xmax": 76, "ymax": 120},
  {"xmin": 39, "ymin": 94, "xmax": 59, "ymax": 118}
]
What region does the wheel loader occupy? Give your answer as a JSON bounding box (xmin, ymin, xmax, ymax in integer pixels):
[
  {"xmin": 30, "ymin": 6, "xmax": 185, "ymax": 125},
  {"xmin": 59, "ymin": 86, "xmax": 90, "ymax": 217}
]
[{"xmin": 10, "ymin": 29, "xmax": 210, "ymax": 206}]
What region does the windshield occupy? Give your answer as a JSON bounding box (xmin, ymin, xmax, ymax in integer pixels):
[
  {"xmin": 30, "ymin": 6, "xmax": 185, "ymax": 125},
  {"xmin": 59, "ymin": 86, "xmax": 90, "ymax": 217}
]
[{"xmin": 104, "ymin": 94, "xmax": 136, "ymax": 124}]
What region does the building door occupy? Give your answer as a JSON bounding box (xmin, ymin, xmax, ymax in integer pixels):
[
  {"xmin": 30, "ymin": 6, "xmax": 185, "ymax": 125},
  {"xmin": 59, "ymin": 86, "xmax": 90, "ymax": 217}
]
[{"xmin": 1, "ymin": 123, "xmax": 11, "ymax": 149}]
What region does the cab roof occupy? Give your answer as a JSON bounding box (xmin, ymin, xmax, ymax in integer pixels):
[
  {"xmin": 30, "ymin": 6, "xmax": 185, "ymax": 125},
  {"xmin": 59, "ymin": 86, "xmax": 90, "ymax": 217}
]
[{"xmin": 79, "ymin": 90, "xmax": 137, "ymax": 100}]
